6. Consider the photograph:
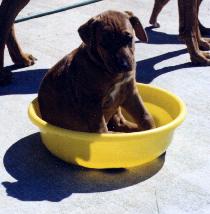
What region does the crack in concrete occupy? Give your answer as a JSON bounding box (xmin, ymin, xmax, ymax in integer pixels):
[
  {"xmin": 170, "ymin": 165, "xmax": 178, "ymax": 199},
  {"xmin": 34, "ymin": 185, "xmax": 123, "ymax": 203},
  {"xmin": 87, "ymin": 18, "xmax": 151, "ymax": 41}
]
[{"xmin": 155, "ymin": 189, "xmax": 160, "ymax": 214}]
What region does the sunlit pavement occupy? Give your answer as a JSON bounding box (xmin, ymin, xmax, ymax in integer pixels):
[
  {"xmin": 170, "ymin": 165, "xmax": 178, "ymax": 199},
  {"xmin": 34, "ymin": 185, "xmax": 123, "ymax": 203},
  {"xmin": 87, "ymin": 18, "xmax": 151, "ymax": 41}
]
[{"xmin": 0, "ymin": 1, "xmax": 210, "ymax": 213}]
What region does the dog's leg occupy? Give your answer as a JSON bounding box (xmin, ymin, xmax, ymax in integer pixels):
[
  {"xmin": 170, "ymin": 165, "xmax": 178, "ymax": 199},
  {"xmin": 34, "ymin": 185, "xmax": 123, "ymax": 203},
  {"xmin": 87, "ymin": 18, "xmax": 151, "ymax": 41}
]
[
  {"xmin": 149, "ymin": 0, "xmax": 170, "ymax": 28},
  {"xmin": 7, "ymin": 25, "xmax": 36, "ymax": 67},
  {"xmin": 0, "ymin": 0, "xmax": 30, "ymax": 85},
  {"xmin": 121, "ymin": 88, "xmax": 156, "ymax": 131},
  {"xmin": 178, "ymin": 0, "xmax": 210, "ymax": 65},
  {"xmin": 108, "ymin": 108, "xmax": 140, "ymax": 133}
]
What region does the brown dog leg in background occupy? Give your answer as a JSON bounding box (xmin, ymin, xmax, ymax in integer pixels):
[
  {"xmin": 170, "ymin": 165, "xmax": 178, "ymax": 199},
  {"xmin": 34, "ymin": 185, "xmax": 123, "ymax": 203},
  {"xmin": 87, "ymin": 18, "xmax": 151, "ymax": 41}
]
[
  {"xmin": 0, "ymin": 0, "xmax": 35, "ymax": 85},
  {"xmin": 7, "ymin": 25, "xmax": 36, "ymax": 67},
  {"xmin": 178, "ymin": 0, "xmax": 210, "ymax": 65},
  {"xmin": 150, "ymin": 0, "xmax": 210, "ymax": 65},
  {"xmin": 149, "ymin": 0, "xmax": 170, "ymax": 28},
  {"xmin": 150, "ymin": 0, "xmax": 209, "ymax": 36}
]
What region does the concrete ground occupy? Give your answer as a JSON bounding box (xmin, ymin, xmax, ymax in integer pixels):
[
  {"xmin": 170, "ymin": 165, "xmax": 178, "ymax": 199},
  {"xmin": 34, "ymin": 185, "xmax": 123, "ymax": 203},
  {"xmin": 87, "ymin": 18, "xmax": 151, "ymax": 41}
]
[{"xmin": 0, "ymin": 0, "xmax": 210, "ymax": 213}]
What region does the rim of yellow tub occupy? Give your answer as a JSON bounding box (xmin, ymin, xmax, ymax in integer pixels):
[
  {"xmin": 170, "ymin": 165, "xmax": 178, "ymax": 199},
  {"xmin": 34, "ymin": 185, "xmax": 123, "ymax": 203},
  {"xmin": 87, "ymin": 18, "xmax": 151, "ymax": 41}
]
[{"xmin": 28, "ymin": 83, "xmax": 187, "ymax": 140}]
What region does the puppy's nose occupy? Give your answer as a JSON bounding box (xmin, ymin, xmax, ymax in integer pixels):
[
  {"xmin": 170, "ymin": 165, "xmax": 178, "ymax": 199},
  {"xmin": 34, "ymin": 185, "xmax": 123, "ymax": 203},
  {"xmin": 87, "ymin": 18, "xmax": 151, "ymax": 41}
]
[{"xmin": 117, "ymin": 58, "xmax": 130, "ymax": 71}]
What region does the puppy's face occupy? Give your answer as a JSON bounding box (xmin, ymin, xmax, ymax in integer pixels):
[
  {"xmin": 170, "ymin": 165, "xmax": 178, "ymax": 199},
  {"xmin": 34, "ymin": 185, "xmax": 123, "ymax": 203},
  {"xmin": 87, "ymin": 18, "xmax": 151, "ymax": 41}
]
[
  {"xmin": 78, "ymin": 10, "xmax": 148, "ymax": 74},
  {"xmin": 96, "ymin": 16, "xmax": 135, "ymax": 73}
]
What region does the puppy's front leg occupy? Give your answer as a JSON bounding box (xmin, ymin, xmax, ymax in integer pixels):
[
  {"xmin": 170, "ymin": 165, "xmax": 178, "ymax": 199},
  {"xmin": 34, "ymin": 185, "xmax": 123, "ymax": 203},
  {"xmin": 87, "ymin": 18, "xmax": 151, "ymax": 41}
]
[{"xmin": 122, "ymin": 88, "xmax": 156, "ymax": 131}]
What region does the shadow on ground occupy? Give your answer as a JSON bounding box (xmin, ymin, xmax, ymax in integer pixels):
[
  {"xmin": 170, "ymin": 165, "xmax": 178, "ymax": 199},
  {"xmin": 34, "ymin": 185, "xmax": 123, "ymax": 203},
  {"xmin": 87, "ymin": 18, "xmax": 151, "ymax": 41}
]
[
  {"xmin": 2, "ymin": 133, "xmax": 165, "ymax": 202},
  {"xmin": 1, "ymin": 48, "xmax": 194, "ymax": 94},
  {"xmin": 0, "ymin": 26, "xmax": 207, "ymax": 93},
  {"xmin": 138, "ymin": 26, "xmax": 182, "ymax": 45},
  {"xmin": 136, "ymin": 48, "xmax": 194, "ymax": 83},
  {"xmin": 0, "ymin": 67, "xmax": 47, "ymax": 95}
]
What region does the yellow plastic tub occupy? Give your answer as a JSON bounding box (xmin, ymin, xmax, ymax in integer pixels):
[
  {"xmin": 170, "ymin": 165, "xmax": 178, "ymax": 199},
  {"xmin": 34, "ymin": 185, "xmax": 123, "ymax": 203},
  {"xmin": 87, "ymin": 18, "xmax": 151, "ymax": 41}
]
[{"xmin": 28, "ymin": 83, "xmax": 186, "ymax": 169}]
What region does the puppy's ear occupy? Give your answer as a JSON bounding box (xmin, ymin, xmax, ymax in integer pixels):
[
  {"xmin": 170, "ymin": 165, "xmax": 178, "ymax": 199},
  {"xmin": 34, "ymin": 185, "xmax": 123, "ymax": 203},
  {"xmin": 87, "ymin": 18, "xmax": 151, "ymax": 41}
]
[
  {"xmin": 78, "ymin": 17, "xmax": 98, "ymax": 46},
  {"xmin": 125, "ymin": 11, "xmax": 148, "ymax": 43}
]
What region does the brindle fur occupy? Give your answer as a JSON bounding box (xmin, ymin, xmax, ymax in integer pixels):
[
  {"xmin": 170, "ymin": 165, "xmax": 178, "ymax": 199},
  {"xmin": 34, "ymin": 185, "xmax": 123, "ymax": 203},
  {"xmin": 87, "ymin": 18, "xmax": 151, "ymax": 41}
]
[{"xmin": 38, "ymin": 11, "xmax": 156, "ymax": 133}]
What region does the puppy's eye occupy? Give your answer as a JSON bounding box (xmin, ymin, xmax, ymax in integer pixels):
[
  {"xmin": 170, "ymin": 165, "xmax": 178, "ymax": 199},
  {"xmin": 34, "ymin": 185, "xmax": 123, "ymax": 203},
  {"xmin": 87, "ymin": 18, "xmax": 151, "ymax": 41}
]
[
  {"xmin": 124, "ymin": 35, "xmax": 133, "ymax": 46},
  {"xmin": 100, "ymin": 32, "xmax": 115, "ymax": 49}
]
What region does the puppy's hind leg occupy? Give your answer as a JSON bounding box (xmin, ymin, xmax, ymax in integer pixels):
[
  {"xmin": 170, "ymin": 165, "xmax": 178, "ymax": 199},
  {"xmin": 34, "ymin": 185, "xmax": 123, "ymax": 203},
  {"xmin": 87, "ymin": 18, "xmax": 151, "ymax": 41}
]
[{"xmin": 108, "ymin": 108, "xmax": 141, "ymax": 133}]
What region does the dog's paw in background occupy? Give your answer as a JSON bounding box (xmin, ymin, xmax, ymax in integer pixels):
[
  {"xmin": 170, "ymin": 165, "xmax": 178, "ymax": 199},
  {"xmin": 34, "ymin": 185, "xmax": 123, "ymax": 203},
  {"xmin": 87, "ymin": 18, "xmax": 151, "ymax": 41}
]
[
  {"xmin": 11, "ymin": 53, "xmax": 37, "ymax": 67},
  {"xmin": 149, "ymin": 15, "xmax": 160, "ymax": 28}
]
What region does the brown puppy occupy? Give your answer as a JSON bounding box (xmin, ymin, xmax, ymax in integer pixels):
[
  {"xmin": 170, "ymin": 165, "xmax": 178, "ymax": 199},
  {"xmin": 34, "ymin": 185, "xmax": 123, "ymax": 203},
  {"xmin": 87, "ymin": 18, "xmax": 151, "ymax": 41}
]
[{"xmin": 38, "ymin": 10, "xmax": 156, "ymax": 133}]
